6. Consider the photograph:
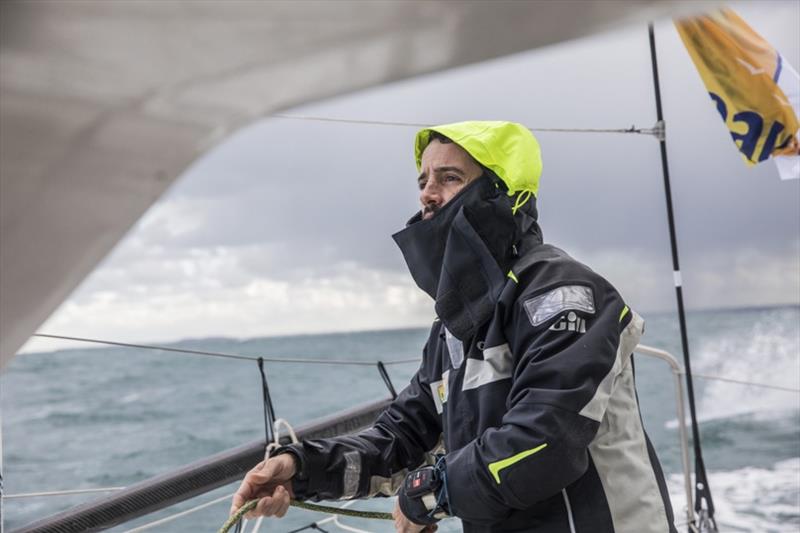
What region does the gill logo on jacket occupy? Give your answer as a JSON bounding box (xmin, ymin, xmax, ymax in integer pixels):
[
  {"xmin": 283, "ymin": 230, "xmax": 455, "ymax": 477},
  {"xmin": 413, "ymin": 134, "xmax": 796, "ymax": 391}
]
[{"xmin": 548, "ymin": 311, "xmax": 586, "ymax": 333}]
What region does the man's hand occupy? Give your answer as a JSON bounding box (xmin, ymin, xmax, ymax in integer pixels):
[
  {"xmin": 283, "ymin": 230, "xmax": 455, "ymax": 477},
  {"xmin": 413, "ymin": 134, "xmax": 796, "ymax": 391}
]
[
  {"xmin": 230, "ymin": 453, "xmax": 297, "ymax": 519},
  {"xmin": 392, "ymin": 501, "xmax": 438, "ymax": 533}
]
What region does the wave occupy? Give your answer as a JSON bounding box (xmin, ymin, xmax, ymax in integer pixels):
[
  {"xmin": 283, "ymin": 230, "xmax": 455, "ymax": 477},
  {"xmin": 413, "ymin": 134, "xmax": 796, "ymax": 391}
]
[
  {"xmin": 665, "ymin": 307, "xmax": 799, "ymax": 428},
  {"xmin": 669, "ymin": 458, "xmax": 800, "ymax": 532}
]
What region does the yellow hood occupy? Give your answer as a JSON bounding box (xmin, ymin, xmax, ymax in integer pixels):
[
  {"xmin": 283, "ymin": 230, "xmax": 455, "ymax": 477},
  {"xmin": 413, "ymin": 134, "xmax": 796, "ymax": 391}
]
[{"xmin": 414, "ymin": 121, "xmax": 542, "ymax": 197}]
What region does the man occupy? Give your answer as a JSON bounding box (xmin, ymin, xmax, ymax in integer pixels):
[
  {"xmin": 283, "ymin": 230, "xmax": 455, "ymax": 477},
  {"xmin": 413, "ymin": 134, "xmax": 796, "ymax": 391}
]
[{"xmin": 231, "ymin": 121, "xmax": 677, "ymax": 532}]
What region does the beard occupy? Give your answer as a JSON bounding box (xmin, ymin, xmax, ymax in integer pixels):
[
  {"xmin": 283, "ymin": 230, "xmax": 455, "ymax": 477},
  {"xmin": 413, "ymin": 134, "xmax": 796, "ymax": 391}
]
[{"xmin": 422, "ymin": 203, "xmax": 439, "ymax": 220}]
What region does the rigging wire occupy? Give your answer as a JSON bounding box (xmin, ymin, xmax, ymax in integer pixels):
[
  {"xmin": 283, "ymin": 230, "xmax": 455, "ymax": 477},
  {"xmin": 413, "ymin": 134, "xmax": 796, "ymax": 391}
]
[
  {"xmin": 269, "ymin": 114, "xmax": 662, "ymax": 137},
  {"xmin": 329, "ymin": 516, "xmax": 375, "ymax": 533},
  {"xmin": 31, "ymin": 333, "xmax": 420, "ymax": 366},
  {"xmin": 286, "ymin": 523, "xmax": 329, "ymax": 533},
  {"xmin": 121, "ymin": 492, "xmax": 234, "ymax": 532},
  {"xmin": 687, "ymin": 372, "xmax": 799, "ymax": 393},
  {"xmin": 291, "ymin": 525, "xmax": 329, "ymax": 533},
  {"xmin": 29, "ymin": 333, "xmax": 800, "ymax": 393}
]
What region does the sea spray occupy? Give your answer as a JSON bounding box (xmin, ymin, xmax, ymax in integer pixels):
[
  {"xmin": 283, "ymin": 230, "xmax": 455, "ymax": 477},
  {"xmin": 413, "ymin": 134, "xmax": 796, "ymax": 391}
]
[
  {"xmin": 669, "ymin": 458, "xmax": 800, "ymax": 533},
  {"xmin": 665, "ymin": 306, "xmax": 800, "ymax": 428}
]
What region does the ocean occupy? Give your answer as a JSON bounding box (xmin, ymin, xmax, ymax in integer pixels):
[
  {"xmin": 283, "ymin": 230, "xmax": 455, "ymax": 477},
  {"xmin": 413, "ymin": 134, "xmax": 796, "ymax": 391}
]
[{"xmin": 2, "ymin": 305, "xmax": 798, "ymax": 532}]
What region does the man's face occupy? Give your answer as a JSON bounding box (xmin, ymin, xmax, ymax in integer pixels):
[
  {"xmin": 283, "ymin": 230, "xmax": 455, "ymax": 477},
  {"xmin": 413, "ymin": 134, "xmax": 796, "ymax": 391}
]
[{"xmin": 417, "ymin": 140, "xmax": 483, "ymax": 220}]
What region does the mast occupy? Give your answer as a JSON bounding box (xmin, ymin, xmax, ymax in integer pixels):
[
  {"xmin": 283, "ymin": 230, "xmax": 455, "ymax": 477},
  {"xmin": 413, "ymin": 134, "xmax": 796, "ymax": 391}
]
[{"xmin": 647, "ymin": 22, "xmax": 717, "ymax": 532}]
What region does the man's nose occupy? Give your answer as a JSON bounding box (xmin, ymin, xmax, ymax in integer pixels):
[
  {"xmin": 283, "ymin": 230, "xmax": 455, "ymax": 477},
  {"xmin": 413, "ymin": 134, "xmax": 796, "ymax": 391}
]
[{"xmin": 419, "ymin": 178, "xmax": 442, "ymax": 208}]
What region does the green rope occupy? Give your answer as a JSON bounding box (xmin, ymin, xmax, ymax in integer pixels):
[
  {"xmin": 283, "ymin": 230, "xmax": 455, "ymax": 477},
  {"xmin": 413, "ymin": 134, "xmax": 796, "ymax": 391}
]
[
  {"xmin": 292, "ymin": 500, "xmax": 393, "ymax": 520},
  {"xmin": 219, "ymin": 499, "xmax": 393, "ymax": 533},
  {"xmin": 219, "ymin": 501, "xmax": 257, "ymax": 533}
]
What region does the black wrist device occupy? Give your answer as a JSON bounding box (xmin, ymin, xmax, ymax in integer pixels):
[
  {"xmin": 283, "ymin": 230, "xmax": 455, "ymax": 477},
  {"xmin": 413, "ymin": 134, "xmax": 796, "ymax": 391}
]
[
  {"xmin": 398, "ymin": 463, "xmax": 450, "ymax": 525},
  {"xmin": 404, "ymin": 465, "xmax": 440, "ymax": 498}
]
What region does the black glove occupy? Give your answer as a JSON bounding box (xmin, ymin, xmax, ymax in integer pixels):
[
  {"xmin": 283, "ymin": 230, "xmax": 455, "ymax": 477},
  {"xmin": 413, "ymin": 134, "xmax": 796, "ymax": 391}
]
[{"xmin": 398, "ymin": 459, "xmax": 450, "ymax": 525}]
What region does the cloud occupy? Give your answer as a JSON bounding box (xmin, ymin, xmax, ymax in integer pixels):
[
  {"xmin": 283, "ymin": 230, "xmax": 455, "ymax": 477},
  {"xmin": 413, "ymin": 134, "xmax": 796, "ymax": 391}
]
[
  {"xmin": 22, "ymin": 233, "xmax": 797, "ymax": 355},
  {"xmin": 682, "ymin": 243, "xmax": 800, "ymax": 310},
  {"xmin": 570, "ymin": 243, "xmax": 800, "ymax": 313},
  {"xmin": 22, "ymin": 244, "xmax": 435, "ymax": 354}
]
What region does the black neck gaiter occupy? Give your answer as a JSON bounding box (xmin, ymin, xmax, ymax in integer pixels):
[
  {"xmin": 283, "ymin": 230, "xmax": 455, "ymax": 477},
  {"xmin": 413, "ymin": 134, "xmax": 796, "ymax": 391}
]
[{"xmin": 392, "ymin": 175, "xmax": 520, "ymax": 340}]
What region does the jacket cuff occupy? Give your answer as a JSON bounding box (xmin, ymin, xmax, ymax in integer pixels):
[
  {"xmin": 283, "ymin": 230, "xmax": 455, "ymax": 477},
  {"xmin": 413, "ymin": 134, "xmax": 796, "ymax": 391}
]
[
  {"xmin": 272, "ymin": 444, "xmax": 310, "ymax": 499},
  {"xmin": 444, "ymin": 445, "xmax": 513, "ymax": 524}
]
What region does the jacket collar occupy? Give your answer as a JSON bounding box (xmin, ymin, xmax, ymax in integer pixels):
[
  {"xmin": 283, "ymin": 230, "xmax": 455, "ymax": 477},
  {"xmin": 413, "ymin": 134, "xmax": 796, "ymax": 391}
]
[{"xmin": 393, "ymin": 175, "xmax": 542, "ymax": 340}]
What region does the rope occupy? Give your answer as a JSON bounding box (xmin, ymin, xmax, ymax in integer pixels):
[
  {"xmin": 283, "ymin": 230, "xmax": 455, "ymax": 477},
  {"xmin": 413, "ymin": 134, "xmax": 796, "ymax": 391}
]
[
  {"xmin": 258, "ymin": 358, "xmax": 277, "ymax": 445},
  {"xmin": 222, "ymin": 417, "xmax": 296, "ymax": 533},
  {"xmin": 269, "ymin": 114, "xmax": 662, "ymax": 136},
  {"xmin": 674, "ymin": 518, "xmax": 700, "ymax": 533},
  {"xmin": 273, "ymin": 419, "xmax": 299, "ymax": 444},
  {"xmin": 222, "ymin": 500, "xmax": 393, "ymax": 533},
  {"xmin": 221, "ymin": 418, "xmax": 393, "ymax": 533},
  {"xmin": 292, "ymin": 502, "xmax": 392, "ymax": 521},
  {"xmin": 2, "ymin": 487, "xmax": 124, "ymax": 499},
  {"xmin": 511, "ymin": 190, "xmax": 533, "ymax": 215},
  {"xmin": 376, "ymin": 361, "xmax": 398, "ymax": 400},
  {"xmin": 32, "ymin": 333, "xmax": 421, "ymax": 366},
  {"xmin": 284, "ymin": 499, "xmax": 360, "ymax": 533}
]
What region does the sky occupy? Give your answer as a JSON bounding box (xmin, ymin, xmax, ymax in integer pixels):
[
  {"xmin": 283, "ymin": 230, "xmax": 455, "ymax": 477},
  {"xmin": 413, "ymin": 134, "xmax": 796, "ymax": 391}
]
[{"xmin": 21, "ymin": 2, "xmax": 800, "ymax": 353}]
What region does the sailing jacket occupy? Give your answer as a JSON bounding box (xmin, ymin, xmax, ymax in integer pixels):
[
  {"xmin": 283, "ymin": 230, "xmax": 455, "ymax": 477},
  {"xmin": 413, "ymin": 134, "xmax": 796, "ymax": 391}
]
[{"xmin": 282, "ymin": 122, "xmax": 676, "ymax": 532}]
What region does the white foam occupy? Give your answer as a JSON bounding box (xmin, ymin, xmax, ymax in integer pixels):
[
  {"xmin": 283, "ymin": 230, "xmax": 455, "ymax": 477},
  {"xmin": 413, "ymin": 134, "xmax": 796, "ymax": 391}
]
[
  {"xmin": 669, "ymin": 458, "xmax": 800, "ymax": 532},
  {"xmin": 666, "ymin": 308, "xmax": 800, "ymax": 428}
]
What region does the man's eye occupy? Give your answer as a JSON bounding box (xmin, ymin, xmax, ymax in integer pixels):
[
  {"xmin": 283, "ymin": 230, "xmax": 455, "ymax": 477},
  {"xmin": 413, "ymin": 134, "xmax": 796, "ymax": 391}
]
[
  {"xmin": 418, "ymin": 180, "xmax": 427, "ymax": 190},
  {"xmin": 444, "ymin": 175, "xmax": 462, "ymax": 183}
]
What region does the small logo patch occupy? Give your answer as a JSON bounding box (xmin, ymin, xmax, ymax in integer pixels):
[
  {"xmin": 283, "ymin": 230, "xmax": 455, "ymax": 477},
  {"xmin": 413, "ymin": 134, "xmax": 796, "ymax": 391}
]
[
  {"xmin": 430, "ymin": 371, "xmax": 449, "ymax": 415},
  {"xmin": 523, "ymin": 285, "xmax": 595, "ymax": 327},
  {"xmin": 437, "ymin": 382, "xmax": 447, "ymax": 403},
  {"xmin": 548, "ymin": 311, "xmax": 587, "ymax": 333}
]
